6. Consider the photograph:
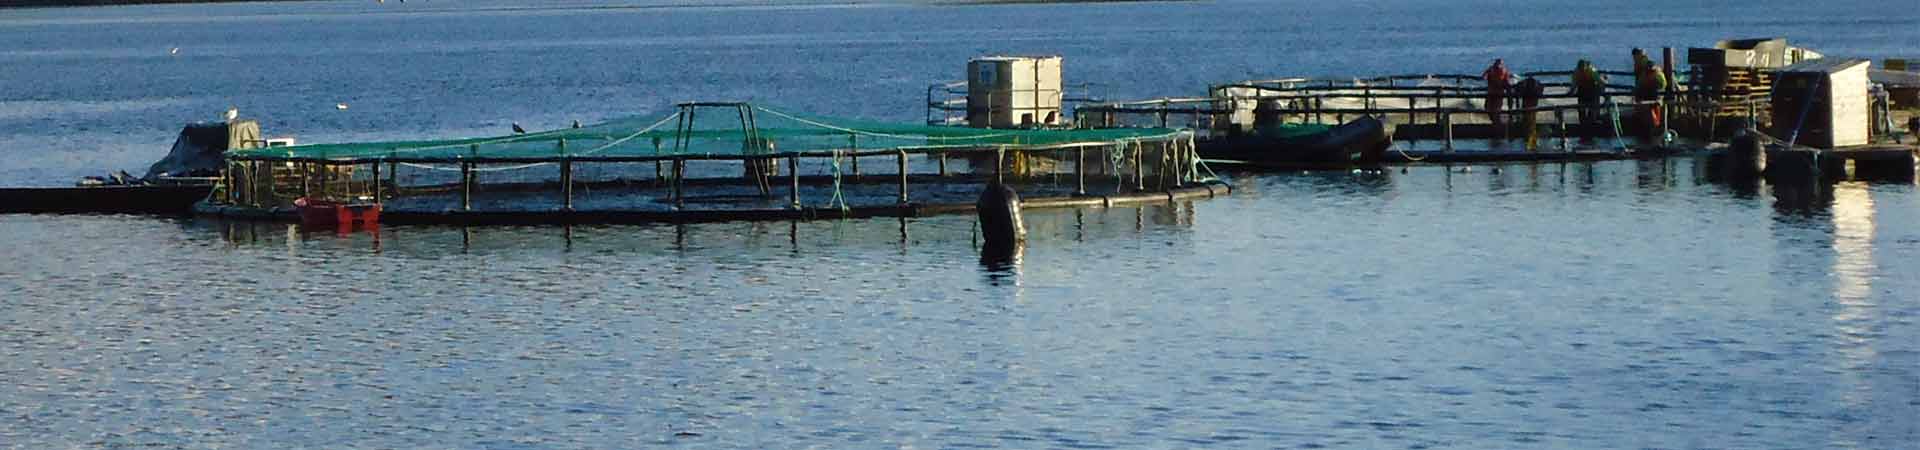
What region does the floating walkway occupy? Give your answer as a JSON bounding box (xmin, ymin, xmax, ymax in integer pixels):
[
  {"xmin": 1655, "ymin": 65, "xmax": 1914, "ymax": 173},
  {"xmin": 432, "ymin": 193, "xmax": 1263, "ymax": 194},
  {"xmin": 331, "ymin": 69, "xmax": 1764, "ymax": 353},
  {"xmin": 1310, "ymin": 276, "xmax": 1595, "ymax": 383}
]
[{"xmin": 1076, "ymin": 68, "xmax": 1802, "ymax": 169}]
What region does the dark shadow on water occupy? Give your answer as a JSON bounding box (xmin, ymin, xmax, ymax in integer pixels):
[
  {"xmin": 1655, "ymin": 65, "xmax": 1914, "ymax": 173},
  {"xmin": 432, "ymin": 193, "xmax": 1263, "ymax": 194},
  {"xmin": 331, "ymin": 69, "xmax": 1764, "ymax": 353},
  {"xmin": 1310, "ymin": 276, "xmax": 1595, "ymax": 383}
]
[
  {"xmin": 1234, "ymin": 168, "xmax": 1394, "ymax": 198},
  {"xmin": 1693, "ymin": 156, "xmax": 1761, "ymax": 199},
  {"xmin": 1634, "ymin": 158, "xmax": 1677, "ymax": 193},
  {"xmin": 1703, "ymin": 171, "xmax": 1763, "ymax": 199}
]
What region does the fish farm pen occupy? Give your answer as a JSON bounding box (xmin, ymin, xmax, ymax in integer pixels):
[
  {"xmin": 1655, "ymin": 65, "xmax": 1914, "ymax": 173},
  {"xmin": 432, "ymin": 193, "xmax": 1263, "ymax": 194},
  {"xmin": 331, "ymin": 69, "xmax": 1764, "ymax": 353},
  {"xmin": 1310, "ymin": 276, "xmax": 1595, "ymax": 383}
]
[{"xmin": 195, "ymin": 102, "xmax": 1226, "ymax": 225}]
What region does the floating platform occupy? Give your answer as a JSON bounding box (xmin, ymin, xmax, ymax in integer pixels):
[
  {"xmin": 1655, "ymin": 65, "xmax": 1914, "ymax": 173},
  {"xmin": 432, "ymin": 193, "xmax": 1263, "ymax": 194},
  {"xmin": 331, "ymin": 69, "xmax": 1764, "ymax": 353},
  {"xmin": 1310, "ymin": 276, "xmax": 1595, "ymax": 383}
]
[
  {"xmin": 1763, "ymin": 144, "xmax": 1918, "ymax": 181},
  {"xmin": 0, "ymin": 184, "xmax": 213, "ymax": 215},
  {"xmin": 1204, "ymin": 138, "xmax": 1713, "ymax": 169},
  {"xmin": 1392, "ymin": 123, "xmax": 1643, "ymax": 141}
]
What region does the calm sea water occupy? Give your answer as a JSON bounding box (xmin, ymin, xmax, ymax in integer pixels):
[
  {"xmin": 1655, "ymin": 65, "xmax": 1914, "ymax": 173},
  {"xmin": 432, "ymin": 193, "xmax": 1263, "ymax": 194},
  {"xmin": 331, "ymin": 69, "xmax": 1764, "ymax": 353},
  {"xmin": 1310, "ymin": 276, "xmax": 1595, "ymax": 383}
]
[{"xmin": 4, "ymin": 1, "xmax": 1919, "ymax": 448}]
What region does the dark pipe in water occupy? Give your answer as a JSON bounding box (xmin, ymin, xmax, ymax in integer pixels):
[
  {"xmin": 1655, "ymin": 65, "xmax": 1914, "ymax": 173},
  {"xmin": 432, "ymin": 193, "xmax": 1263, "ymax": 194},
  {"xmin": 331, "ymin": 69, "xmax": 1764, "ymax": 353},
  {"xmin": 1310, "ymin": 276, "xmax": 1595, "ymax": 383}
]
[{"xmin": 977, "ymin": 182, "xmax": 1025, "ymax": 261}]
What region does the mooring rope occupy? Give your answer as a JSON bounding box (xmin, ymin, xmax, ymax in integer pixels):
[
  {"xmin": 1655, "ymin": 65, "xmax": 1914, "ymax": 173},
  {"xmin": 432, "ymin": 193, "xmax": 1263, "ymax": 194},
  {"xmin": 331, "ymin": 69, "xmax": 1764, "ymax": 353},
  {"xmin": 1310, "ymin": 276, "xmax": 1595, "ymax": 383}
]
[
  {"xmin": 341, "ymin": 112, "xmax": 682, "ymax": 161},
  {"xmin": 1392, "ymin": 143, "xmax": 1428, "ymax": 162},
  {"xmin": 369, "ymin": 124, "xmax": 582, "ymax": 156},
  {"xmin": 574, "ymin": 112, "xmax": 683, "ymax": 156},
  {"xmin": 1749, "ymin": 128, "xmax": 1826, "ymax": 177},
  {"xmin": 1184, "ymin": 132, "xmax": 1224, "ymax": 182},
  {"xmin": 1608, "ymin": 99, "xmax": 1628, "ymax": 153},
  {"xmin": 399, "ymin": 162, "xmax": 552, "ymax": 172}
]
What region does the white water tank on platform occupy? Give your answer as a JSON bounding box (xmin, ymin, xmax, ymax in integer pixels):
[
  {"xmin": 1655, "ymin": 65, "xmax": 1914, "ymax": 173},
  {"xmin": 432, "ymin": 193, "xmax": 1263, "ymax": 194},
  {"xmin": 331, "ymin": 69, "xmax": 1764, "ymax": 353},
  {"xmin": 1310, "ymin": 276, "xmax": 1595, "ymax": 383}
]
[{"xmin": 967, "ymin": 56, "xmax": 1062, "ymax": 128}]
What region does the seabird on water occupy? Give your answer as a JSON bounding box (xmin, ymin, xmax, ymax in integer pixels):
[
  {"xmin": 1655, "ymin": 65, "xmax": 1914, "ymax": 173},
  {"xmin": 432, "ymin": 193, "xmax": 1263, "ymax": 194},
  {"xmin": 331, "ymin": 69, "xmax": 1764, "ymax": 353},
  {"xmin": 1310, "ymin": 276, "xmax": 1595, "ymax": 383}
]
[
  {"xmin": 224, "ymin": 106, "xmax": 238, "ymax": 122},
  {"xmin": 335, "ymin": 102, "xmax": 349, "ymax": 110}
]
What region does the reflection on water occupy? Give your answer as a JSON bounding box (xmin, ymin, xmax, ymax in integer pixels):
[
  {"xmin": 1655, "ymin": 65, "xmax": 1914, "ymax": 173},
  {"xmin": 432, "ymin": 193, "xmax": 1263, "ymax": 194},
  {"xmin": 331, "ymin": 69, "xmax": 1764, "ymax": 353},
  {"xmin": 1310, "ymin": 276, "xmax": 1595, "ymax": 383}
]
[
  {"xmin": 194, "ymin": 202, "xmax": 1197, "ymax": 256},
  {"xmin": 4, "ymin": 159, "xmax": 1919, "ymax": 448},
  {"xmin": 1827, "ymin": 182, "xmax": 1879, "ymax": 449},
  {"xmin": 1830, "ymin": 182, "xmax": 1877, "ymax": 310},
  {"xmin": 1634, "ymin": 159, "xmax": 1678, "ymax": 193},
  {"xmin": 977, "ymin": 241, "xmax": 1023, "ymax": 285}
]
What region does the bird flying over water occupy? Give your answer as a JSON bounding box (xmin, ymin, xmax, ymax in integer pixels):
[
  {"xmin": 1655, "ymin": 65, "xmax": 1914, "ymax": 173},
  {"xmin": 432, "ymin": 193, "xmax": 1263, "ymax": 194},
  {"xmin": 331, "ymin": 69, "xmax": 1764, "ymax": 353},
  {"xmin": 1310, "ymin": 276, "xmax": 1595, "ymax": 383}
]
[{"xmin": 512, "ymin": 122, "xmax": 527, "ymax": 134}]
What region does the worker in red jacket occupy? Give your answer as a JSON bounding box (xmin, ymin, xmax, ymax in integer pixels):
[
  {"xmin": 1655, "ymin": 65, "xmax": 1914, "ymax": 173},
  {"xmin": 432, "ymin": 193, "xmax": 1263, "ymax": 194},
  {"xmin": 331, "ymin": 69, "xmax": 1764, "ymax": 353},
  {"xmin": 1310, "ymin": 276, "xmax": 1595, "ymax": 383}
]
[{"xmin": 1483, "ymin": 59, "xmax": 1514, "ymax": 136}]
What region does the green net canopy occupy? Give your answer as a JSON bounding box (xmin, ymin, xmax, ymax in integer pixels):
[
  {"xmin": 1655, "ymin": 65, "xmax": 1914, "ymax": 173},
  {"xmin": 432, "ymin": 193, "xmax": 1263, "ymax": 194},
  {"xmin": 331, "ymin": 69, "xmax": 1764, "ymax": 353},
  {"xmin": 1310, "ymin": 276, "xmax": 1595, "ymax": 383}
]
[{"xmin": 227, "ymin": 104, "xmax": 1188, "ymax": 163}]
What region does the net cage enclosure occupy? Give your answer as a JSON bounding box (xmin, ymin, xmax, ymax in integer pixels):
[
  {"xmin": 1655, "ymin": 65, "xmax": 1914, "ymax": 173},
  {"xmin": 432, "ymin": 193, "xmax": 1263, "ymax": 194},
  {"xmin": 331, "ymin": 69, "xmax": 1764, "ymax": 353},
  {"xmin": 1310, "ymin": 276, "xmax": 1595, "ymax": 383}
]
[{"xmin": 205, "ymin": 102, "xmax": 1223, "ymax": 224}]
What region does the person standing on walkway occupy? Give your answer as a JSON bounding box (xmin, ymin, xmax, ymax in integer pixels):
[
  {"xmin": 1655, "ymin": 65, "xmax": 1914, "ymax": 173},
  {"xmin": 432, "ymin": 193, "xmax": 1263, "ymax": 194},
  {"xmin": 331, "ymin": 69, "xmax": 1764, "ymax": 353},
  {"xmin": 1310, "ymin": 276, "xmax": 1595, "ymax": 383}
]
[
  {"xmin": 1483, "ymin": 59, "xmax": 1514, "ymax": 137},
  {"xmin": 1571, "ymin": 59, "xmax": 1607, "ymax": 137},
  {"xmin": 1632, "ymin": 49, "xmax": 1668, "ymax": 142},
  {"xmin": 1514, "ymin": 76, "xmax": 1545, "ymax": 151}
]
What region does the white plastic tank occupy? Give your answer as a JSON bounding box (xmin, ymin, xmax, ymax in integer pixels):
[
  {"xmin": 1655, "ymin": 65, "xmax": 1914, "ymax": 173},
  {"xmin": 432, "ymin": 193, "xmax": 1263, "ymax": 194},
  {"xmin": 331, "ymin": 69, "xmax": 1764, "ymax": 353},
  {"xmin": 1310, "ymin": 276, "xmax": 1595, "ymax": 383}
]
[{"xmin": 967, "ymin": 56, "xmax": 1062, "ymax": 128}]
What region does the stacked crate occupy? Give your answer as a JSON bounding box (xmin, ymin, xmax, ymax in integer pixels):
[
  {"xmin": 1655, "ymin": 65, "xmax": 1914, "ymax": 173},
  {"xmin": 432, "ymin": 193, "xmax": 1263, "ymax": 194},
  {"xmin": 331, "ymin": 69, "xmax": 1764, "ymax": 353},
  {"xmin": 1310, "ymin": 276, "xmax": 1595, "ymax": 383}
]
[
  {"xmin": 1714, "ymin": 67, "xmax": 1774, "ymax": 119},
  {"xmin": 1688, "ymin": 38, "xmax": 1813, "ymax": 127}
]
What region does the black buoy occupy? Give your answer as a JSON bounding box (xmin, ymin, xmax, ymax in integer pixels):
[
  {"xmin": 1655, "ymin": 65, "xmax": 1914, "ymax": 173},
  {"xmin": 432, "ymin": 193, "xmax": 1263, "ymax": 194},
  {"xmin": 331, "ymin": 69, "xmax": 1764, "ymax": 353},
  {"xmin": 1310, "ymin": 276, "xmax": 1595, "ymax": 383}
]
[
  {"xmin": 1728, "ymin": 132, "xmax": 1762, "ymax": 180},
  {"xmin": 977, "ymin": 182, "xmax": 1025, "ymax": 262}
]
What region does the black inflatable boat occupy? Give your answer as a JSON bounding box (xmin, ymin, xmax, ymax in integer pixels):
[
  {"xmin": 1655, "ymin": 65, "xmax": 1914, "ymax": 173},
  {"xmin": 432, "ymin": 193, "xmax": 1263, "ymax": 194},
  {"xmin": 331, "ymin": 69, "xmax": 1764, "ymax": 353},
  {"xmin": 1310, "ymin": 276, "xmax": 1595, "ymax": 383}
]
[
  {"xmin": 1197, "ymin": 115, "xmax": 1393, "ymax": 169},
  {"xmin": 1, "ymin": 120, "xmax": 259, "ymax": 215}
]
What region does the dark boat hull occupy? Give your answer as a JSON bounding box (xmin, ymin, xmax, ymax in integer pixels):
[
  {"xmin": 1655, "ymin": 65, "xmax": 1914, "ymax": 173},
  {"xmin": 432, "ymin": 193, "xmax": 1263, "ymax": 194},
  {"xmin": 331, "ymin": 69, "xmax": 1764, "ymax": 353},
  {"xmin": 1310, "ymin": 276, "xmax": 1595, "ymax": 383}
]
[
  {"xmin": 1198, "ymin": 116, "xmax": 1392, "ymax": 169},
  {"xmin": 0, "ymin": 185, "xmax": 214, "ymax": 215}
]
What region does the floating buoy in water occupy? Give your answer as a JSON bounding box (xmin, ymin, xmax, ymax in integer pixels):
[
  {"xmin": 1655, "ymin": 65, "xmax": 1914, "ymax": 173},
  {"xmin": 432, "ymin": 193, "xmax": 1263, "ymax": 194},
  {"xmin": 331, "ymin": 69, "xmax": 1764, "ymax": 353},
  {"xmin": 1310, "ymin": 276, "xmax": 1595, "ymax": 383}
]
[
  {"xmin": 977, "ymin": 182, "xmax": 1025, "ymax": 255},
  {"xmin": 1727, "ymin": 133, "xmax": 1762, "ymax": 179}
]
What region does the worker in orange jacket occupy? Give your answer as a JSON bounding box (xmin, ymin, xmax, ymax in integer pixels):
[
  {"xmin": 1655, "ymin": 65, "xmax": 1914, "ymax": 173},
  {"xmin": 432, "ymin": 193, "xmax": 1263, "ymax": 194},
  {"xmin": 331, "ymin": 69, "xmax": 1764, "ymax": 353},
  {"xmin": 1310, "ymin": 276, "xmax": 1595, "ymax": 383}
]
[
  {"xmin": 1632, "ymin": 49, "xmax": 1668, "ymax": 141},
  {"xmin": 1483, "ymin": 59, "xmax": 1514, "ymax": 136}
]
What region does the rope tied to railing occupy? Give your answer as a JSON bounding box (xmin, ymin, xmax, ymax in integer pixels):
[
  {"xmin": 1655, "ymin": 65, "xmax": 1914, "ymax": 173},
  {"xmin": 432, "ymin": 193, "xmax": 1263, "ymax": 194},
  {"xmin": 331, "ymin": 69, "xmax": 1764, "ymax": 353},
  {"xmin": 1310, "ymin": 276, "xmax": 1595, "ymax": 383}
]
[
  {"xmin": 399, "ymin": 162, "xmax": 551, "ymax": 172},
  {"xmin": 825, "ymin": 148, "xmax": 849, "ymax": 212}
]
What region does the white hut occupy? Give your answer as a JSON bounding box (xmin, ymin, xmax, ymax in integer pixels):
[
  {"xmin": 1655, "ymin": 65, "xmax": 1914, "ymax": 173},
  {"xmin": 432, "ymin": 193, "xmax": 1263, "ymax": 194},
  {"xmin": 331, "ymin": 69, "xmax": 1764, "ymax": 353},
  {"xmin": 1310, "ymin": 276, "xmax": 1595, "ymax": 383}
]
[{"xmin": 1772, "ymin": 58, "xmax": 1871, "ymax": 149}]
